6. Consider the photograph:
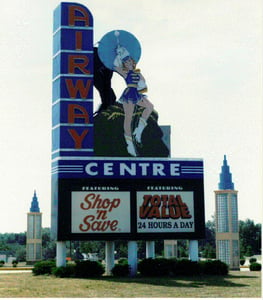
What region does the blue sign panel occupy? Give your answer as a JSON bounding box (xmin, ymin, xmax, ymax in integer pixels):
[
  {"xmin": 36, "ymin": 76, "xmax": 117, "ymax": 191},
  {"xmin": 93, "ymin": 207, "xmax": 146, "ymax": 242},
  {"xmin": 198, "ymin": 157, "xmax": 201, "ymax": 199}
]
[
  {"xmin": 52, "ymin": 2, "xmax": 94, "ymax": 238},
  {"xmin": 52, "ymin": 158, "xmax": 203, "ymax": 179},
  {"xmin": 52, "ymin": 2, "xmax": 94, "ymax": 160}
]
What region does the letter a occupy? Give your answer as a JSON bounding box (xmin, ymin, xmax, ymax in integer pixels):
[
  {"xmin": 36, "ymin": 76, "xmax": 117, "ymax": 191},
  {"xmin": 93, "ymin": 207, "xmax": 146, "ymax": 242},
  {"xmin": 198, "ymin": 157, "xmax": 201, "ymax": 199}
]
[
  {"xmin": 68, "ymin": 5, "xmax": 90, "ymax": 26},
  {"xmin": 68, "ymin": 104, "xmax": 89, "ymax": 123}
]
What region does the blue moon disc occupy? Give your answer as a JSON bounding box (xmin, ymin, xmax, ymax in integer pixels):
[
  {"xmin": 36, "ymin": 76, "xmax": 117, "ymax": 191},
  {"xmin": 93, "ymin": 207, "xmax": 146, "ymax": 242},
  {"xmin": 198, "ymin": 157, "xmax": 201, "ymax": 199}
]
[{"xmin": 98, "ymin": 30, "xmax": 141, "ymax": 70}]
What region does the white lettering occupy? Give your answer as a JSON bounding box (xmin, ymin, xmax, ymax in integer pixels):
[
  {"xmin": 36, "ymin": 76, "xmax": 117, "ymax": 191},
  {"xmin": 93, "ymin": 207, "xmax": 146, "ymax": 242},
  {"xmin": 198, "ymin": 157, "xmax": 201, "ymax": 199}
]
[
  {"xmin": 138, "ymin": 163, "xmax": 150, "ymax": 175},
  {"xmin": 85, "ymin": 162, "xmax": 98, "ymax": 176},
  {"xmin": 120, "ymin": 163, "xmax": 136, "ymax": 176},
  {"xmin": 153, "ymin": 163, "xmax": 165, "ymax": 176},
  {"xmin": 170, "ymin": 163, "xmax": 180, "ymax": 176},
  {"xmin": 104, "ymin": 163, "xmax": 114, "ymax": 175},
  {"xmin": 83, "ymin": 161, "xmax": 186, "ymax": 177}
]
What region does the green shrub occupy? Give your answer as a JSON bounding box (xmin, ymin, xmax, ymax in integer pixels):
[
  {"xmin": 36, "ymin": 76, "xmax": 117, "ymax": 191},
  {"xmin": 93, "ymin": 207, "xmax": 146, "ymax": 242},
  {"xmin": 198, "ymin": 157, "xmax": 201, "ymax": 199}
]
[
  {"xmin": 249, "ymin": 257, "xmax": 257, "ymax": 264},
  {"xmin": 138, "ymin": 258, "xmax": 229, "ymax": 277},
  {"xmin": 171, "ymin": 259, "xmax": 201, "ymax": 276},
  {"xmin": 12, "ymin": 260, "xmax": 18, "ymax": 267},
  {"xmin": 52, "ymin": 265, "xmax": 76, "ymax": 278},
  {"xmin": 118, "ymin": 258, "xmax": 128, "ymax": 265},
  {"xmin": 240, "ymin": 259, "xmax": 245, "ymax": 266},
  {"xmin": 138, "ymin": 258, "xmax": 171, "ymax": 276},
  {"xmin": 0, "ymin": 260, "xmax": 5, "ymax": 267},
  {"xmin": 200, "ymin": 260, "xmax": 228, "ymax": 275},
  {"xmin": 75, "ymin": 260, "xmax": 105, "ymax": 278},
  {"xmin": 32, "ymin": 260, "xmax": 56, "ymax": 275},
  {"xmin": 111, "ymin": 263, "xmax": 130, "ymax": 277},
  {"xmin": 249, "ymin": 262, "xmax": 261, "ymax": 271}
]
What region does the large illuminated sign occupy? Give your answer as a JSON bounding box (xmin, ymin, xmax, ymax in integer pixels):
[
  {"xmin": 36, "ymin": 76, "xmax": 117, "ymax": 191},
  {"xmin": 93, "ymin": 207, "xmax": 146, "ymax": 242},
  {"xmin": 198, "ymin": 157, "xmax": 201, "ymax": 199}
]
[{"xmin": 51, "ymin": 3, "xmax": 205, "ymax": 242}]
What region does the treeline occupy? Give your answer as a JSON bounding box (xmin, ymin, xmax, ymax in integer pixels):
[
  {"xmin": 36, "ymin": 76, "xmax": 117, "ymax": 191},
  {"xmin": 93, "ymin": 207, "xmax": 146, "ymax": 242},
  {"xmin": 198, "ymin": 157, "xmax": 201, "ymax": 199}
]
[
  {"xmin": 0, "ymin": 228, "xmax": 56, "ymax": 261},
  {"xmin": 0, "ymin": 219, "xmax": 261, "ymax": 261},
  {"xmin": 199, "ymin": 218, "xmax": 261, "ymax": 258}
]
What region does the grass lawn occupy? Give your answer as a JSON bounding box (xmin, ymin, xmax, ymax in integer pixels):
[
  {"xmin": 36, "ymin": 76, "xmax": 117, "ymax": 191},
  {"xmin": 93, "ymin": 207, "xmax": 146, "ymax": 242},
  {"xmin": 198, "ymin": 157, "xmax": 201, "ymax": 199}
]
[{"xmin": 0, "ymin": 271, "xmax": 261, "ymax": 298}]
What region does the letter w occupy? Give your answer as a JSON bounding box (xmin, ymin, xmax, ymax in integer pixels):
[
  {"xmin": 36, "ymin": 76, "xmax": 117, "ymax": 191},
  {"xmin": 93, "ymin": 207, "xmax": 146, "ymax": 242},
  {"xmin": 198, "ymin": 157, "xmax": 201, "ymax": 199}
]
[{"xmin": 65, "ymin": 79, "xmax": 92, "ymax": 99}]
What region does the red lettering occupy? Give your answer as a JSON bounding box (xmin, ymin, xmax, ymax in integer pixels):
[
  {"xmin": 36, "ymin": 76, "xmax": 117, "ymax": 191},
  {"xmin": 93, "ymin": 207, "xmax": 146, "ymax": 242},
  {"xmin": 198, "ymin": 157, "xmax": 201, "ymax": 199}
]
[
  {"xmin": 175, "ymin": 195, "xmax": 184, "ymax": 206},
  {"xmin": 68, "ymin": 129, "xmax": 89, "ymax": 149},
  {"xmin": 109, "ymin": 198, "xmax": 121, "ymax": 212},
  {"xmin": 79, "ymin": 194, "xmax": 121, "ymax": 212},
  {"xmin": 68, "ymin": 104, "xmax": 89, "ymax": 123},
  {"xmin": 169, "ymin": 205, "xmax": 181, "ymax": 219},
  {"xmin": 147, "ymin": 206, "xmax": 160, "ymax": 219},
  {"xmin": 80, "ymin": 193, "xmax": 95, "ymax": 210},
  {"xmin": 68, "ymin": 5, "xmax": 90, "ymax": 26},
  {"xmin": 79, "ymin": 216, "xmax": 118, "ymax": 232},
  {"xmin": 161, "ymin": 206, "xmax": 170, "ymax": 218},
  {"xmin": 65, "ymin": 79, "xmax": 92, "ymax": 99},
  {"xmin": 96, "ymin": 210, "xmax": 107, "ymax": 220},
  {"xmin": 141, "ymin": 195, "xmax": 151, "ymax": 207},
  {"xmin": 168, "ymin": 194, "xmax": 178, "ymax": 206},
  {"xmin": 180, "ymin": 205, "xmax": 192, "ymax": 218},
  {"xmin": 75, "ymin": 31, "xmax": 83, "ymax": 50},
  {"xmin": 68, "ymin": 55, "xmax": 90, "ymax": 75},
  {"xmin": 139, "ymin": 206, "xmax": 151, "ymax": 218},
  {"xmin": 161, "ymin": 194, "xmax": 169, "ymax": 207},
  {"xmin": 79, "ymin": 215, "xmax": 94, "ymax": 231},
  {"xmin": 139, "ymin": 194, "xmax": 192, "ymax": 219},
  {"xmin": 150, "ymin": 195, "xmax": 161, "ymax": 207}
]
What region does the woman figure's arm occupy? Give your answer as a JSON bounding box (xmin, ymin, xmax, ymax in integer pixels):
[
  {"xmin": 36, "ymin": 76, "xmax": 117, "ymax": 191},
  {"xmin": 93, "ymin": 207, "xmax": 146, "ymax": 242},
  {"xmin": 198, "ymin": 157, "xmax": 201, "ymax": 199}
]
[{"xmin": 114, "ymin": 66, "xmax": 127, "ymax": 78}]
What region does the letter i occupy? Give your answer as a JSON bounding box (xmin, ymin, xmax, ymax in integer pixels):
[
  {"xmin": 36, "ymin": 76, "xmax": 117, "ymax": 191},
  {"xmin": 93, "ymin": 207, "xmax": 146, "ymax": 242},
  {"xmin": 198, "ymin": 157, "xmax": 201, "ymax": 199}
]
[{"xmin": 75, "ymin": 31, "xmax": 83, "ymax": 50}]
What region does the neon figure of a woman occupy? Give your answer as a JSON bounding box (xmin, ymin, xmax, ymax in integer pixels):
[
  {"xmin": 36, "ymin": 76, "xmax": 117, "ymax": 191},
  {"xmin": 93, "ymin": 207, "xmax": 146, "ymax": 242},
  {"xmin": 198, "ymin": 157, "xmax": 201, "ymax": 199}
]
[{"xmin": 114, "ymin": 45, "xmax": 154, "ymax": 156}]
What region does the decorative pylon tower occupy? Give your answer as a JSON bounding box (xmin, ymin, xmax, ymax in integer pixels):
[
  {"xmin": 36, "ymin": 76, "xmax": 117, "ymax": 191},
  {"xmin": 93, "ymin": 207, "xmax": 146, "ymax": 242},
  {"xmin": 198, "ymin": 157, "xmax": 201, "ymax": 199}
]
[
  {"xmin": 26, "ymin": 190, "xmax": 42, "ymax": 264},
  {"xmin": 214, "ymin": 155, "xmax": 240, "ymax": 270}
]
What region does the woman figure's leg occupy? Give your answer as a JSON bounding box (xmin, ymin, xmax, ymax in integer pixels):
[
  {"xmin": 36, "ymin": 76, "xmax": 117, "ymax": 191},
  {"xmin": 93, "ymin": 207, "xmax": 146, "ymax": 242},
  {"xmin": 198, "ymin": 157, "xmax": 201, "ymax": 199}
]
[
  {"xmin": 133, "ymin": 98, "xmax": 154, "ymax": 143},
  {"xmin": 123, "ymin": 101, "xmax": 137, "ymax": 156}
]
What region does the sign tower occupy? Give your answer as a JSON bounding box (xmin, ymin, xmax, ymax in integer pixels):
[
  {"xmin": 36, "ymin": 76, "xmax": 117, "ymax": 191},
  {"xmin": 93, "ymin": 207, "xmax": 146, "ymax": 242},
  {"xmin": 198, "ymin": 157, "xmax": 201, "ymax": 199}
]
[{"xmin": 52, "ymin": 2, "xmax": 205, "ymax": 275}]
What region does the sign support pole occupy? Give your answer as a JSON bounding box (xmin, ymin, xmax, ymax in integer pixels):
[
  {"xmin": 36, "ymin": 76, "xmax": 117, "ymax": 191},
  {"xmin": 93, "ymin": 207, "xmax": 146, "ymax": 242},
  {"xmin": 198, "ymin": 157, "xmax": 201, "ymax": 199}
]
[
  {"xmin": 128, "ymin": 241, "xmax": 137, "ymax": 276},
  {"xmin": 105, "ymin": 241, "xmax": 115, "ymax": 275},
  {"xmin": 189, "ymin": 240, "xmax": 199, "ymax": 261},
  {"xmin": 56, "ymin": 241, "xmax": 66, "ymax": 267},
  {"xmin": 146, "ymin": 241, "xmax": 155, "ymax": 258}
]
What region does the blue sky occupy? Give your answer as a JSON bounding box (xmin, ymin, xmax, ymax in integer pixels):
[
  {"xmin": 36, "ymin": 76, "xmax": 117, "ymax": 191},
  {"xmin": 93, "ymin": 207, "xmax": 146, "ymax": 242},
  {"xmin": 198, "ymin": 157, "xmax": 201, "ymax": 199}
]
[{"xmin": 0, "ymin": 0, "xmax": 262, "ymax": 233}]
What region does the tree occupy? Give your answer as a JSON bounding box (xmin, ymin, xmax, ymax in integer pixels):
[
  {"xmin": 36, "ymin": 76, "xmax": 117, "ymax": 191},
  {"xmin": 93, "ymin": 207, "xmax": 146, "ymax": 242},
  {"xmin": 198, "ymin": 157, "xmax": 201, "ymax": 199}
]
[
  {"xmin": 239, "ymin": 219, "xmax": 261, "ymax": 257},
  {"xmin": 199, "ymin": 216, "xmax": 216, "ymax": 258},
  {"xmin": 41, "ymin": 228, "xmax": 56, "ymax": 260},
  {"xmin": 16, "ymin": 248, "xmax": 26, "ymax": 261},
  {"xmin": 202, "ymin": 243, "xmax": 216, "ymax": 258}
]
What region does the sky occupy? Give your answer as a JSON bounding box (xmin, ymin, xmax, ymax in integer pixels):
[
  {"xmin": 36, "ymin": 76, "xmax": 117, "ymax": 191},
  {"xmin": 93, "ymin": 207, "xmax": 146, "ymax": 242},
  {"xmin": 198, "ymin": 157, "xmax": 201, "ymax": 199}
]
[{"xmin": 0, "ymin": 0, "xmax": 262, "ymax": 233}]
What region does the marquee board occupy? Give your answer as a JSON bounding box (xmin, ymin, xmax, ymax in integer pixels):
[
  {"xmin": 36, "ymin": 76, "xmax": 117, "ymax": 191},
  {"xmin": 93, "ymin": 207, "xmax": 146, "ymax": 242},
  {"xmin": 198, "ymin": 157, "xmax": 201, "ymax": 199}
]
[{"xmin": 54, "ymin": 158, "xmax": 205, "ymax": 240}]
